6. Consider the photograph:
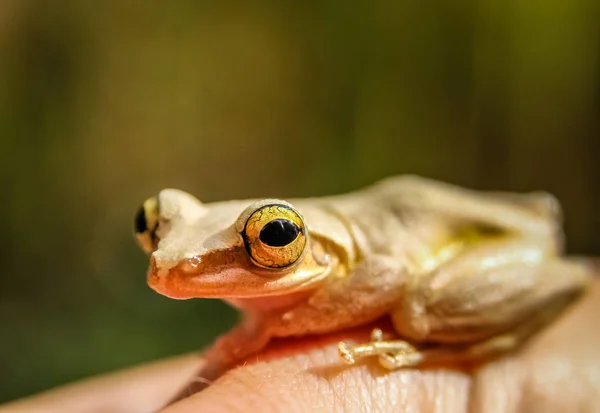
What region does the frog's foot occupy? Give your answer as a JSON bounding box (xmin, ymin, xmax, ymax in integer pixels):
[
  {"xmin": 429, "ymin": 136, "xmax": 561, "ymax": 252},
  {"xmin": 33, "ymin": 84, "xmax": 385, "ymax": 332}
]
[
  {"xmin": 338, "ymin": 328, "xmax": 423, "ymax": 369},
  {"xmin": 339, "ymin": 329, "xmax": 523, "ymax": 370}
]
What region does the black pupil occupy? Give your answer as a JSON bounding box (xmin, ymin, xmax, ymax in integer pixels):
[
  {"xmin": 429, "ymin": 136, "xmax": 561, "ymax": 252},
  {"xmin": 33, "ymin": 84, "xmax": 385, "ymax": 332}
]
[
  {"xmin": 259, "ymin": 219, "xmax": 300, "ymax": 247},
  {"xmin": 134, "ymin": 205, "xmax": 147, "ymax": 234}
]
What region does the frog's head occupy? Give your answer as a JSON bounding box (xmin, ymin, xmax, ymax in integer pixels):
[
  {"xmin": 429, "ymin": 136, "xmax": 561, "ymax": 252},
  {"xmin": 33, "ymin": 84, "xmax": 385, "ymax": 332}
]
[{"xmin": 134, "ymin": 189, "xmax": 341, "ymax": 300}]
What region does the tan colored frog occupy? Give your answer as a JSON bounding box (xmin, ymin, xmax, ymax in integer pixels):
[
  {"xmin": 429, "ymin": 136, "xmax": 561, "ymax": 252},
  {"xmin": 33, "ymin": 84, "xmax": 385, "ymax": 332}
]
[{"xmin": 135, "ymin": 175, "xmax": 592, "ymax": 376}]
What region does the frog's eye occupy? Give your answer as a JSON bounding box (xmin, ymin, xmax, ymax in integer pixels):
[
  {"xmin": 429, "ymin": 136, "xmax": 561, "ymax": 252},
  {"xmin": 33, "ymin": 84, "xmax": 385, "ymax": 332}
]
[
  {"xmin": 134, "ymin": 196, "xmax": 160, "ymax": 254},
  {"xmin": 242, "ymin": 204, "xmax": 307, "ymax": 269}
]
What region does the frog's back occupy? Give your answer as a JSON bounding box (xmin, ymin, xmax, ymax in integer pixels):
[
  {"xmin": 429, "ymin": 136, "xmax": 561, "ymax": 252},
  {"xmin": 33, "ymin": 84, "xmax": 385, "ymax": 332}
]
[
  {"xmin": 371, "ymin": 175, "xmax": 561, "ymax": 232},
  {"xmin": 323, "ymin": 175, "xmax": 563, "ymax": 259},
  {"xmin": 373, "ymin": 175, "xmax": 560, "ymax": 220}
]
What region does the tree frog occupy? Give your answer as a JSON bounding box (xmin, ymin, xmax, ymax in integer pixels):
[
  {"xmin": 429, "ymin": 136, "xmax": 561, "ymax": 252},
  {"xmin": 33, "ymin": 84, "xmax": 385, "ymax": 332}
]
[{"xmin": 134, "ymin": 175, "xmax": 592, "ymax": 377}]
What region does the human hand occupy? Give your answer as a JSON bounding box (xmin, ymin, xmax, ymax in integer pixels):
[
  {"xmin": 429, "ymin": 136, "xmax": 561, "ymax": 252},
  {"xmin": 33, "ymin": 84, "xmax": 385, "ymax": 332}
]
[{"xmin": 2, "ymin": 279, "xmax": 599, "ymax": 413}]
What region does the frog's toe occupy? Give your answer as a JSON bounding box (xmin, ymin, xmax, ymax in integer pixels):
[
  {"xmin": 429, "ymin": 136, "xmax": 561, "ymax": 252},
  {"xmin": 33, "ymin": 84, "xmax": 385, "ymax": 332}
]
[
  {"xmin": 338, "ymin": 342, "xmax": 356, "ymax": 364},
  {"xmin": 377, "ymin": 350, "xmax": 423, "ymax": 370}
]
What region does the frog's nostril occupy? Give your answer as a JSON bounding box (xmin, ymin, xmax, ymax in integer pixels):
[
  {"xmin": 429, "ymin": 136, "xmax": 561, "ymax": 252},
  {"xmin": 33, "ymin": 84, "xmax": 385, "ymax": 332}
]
[{"xmin": 179, "ymin": 256, "xmax": 202, "ymax": 274}]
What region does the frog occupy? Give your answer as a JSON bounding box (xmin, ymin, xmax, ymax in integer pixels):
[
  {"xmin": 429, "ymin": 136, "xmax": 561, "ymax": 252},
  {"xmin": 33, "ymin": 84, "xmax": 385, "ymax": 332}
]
[{"xmin": 134, "ymin": 175, "xmax": 592, "ymax": 380}]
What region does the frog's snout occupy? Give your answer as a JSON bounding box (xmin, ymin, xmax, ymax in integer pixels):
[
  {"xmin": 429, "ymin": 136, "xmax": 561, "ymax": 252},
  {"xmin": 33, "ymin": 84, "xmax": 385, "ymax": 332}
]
[
  {"xmin": 146, "ymin": 255, "xmax": 186, "ymax": 299},
  {"xmin": 145, "ymin": 255, "xmax": 161, "ymax": 287}
]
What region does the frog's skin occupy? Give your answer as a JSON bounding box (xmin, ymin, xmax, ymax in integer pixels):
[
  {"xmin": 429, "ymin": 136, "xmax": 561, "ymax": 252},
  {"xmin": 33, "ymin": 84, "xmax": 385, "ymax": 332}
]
[{"xmin": 135, "ymin": 175, "xmax": 592, "ymax": 376}]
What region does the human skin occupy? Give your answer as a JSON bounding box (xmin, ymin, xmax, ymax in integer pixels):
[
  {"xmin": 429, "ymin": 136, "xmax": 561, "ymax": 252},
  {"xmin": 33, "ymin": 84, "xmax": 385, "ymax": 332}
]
[{"xmin": 2, "ymin": 278, "xmax": 599, "ymax": 413}]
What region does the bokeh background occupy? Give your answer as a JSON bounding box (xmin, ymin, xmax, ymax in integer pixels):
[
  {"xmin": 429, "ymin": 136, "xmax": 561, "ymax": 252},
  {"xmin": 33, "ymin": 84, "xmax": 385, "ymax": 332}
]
[{"xmin": 1, "ymin": 0, "xmax": 599, "ymax": 403}]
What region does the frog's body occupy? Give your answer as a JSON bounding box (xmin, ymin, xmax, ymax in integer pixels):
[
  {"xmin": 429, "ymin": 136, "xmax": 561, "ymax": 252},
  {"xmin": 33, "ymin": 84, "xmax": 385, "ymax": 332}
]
[{"xmin": 136, "ymin": 175, "xmax": 591, "ymax": 375}]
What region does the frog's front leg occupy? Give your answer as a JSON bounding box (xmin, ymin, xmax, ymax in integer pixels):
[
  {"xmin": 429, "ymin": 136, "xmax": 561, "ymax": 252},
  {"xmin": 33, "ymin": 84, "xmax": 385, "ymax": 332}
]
[
  {"xmin": 204, "ymin": 313, "xmax": 271, "ymax": 368},
  {"xmin": 339, "ymin": 238, "xmax": 593, "ymax": 369},
  {"xmin": 166, "ymin": 315, "xmax": 275, "ymax": 403},
  {"xmin": 197, "ymin": 313, "xmax": 274, "ymax": 382}
]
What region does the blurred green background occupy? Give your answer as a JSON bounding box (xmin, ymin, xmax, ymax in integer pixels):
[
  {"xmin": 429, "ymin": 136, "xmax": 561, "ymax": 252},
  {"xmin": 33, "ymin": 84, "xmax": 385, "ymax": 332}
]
[{"xmin": 1, "ymin": 0, "xmax": 599, "ymax": 403}]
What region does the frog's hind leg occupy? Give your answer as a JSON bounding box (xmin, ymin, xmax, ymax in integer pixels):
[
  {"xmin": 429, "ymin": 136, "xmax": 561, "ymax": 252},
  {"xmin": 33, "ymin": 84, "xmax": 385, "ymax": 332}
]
[
  {"xmin": 339, "ymin": 285, "xmax": 577, "ymax": 371},
  {"xmin": 338, "ymin": 240, "xmax": 593, "ymax": 370}
]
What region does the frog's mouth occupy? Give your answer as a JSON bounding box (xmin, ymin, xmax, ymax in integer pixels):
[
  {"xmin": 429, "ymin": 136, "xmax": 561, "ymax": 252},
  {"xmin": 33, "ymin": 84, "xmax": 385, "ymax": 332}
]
[{"xmin": 146, "ymin": 245, "xmax": 333, "ymax": 299}]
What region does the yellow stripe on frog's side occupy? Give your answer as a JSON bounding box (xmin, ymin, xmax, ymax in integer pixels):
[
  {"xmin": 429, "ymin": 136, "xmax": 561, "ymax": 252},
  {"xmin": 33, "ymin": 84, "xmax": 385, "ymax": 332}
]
[{"xmin": 420, "ymin": 225, "xmax": 507, "ymax": 273}]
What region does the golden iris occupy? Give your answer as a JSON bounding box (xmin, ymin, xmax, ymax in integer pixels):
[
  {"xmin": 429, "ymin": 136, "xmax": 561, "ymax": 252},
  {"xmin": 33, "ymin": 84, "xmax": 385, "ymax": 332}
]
[{"xmin": 242, "ymin": 204, "xmax": 307, "ymax": 268}]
